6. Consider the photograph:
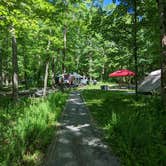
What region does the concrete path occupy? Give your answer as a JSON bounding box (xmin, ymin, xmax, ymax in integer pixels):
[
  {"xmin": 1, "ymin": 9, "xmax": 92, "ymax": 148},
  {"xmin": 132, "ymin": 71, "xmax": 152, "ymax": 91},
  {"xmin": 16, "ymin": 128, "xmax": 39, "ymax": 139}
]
[{"xmin": 44, "ymin": 91, "xmax": 119, "ymax": 166}]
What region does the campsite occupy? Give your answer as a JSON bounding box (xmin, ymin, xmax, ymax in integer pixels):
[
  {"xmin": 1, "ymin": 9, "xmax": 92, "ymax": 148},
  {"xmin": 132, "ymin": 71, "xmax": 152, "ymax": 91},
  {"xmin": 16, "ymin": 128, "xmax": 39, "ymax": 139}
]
[{"xmin": 0, "ymin": 1, "xmax": 166, "ymax": 166}]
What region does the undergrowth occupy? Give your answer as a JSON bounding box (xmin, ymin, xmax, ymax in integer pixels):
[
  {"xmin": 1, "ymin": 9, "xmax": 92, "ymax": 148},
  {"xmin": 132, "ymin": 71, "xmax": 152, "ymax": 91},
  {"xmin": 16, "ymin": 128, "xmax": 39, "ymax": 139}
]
[
  {"xmin": 83, "ymin": 89, "xmax": 166, "ymax": 166},
  {"xmin": 0, "ymin": 92, "xmax": 68, "ymax": 166}
]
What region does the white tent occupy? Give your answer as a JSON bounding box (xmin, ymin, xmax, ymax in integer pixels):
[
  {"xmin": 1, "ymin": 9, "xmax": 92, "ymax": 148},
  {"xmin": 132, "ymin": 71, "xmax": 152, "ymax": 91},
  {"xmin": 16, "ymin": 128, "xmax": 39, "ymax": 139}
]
[
  {"xmin": 72, "ymin": 72, "xmax": 82, "ymax": 79},
  {"xmin": 71, "ymin": 72, "xmax": 83, "ymax": 85},
  {"xmin": 138, "ymin": 69, "xmax": 161, "ymax": 93}
]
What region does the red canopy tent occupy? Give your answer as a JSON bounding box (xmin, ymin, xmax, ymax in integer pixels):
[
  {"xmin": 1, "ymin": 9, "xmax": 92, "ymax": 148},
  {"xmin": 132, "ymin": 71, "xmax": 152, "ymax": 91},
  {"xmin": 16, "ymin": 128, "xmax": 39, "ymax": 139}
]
[
  {"xmin": 109, "ymin": 69, "xmax": 135, "ymax": 89},
  {"xmin": 109, "ymin": 69, "xmax": 135, "ymax": 77}
]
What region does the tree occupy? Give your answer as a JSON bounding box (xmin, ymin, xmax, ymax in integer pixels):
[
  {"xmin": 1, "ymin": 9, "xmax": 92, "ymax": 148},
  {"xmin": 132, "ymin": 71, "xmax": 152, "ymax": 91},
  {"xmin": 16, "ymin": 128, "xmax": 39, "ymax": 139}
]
[
  {"xmin": 0, "ymin": 47, "xmax": 2, "ymax": 89},
  {"xmin": 0, "ymin": 0, "xmax": 162, "ymax": 99},
  {"xmin": 157, "ymin": 0, "xmax": 166, "ymax": 108},
  {"xmin": 133, "ymin": 0, "xmax": 138, "ymax": 97},
  {"xmin": 11, "ymin": 26, "xmax": 19, "ymax": 100}
]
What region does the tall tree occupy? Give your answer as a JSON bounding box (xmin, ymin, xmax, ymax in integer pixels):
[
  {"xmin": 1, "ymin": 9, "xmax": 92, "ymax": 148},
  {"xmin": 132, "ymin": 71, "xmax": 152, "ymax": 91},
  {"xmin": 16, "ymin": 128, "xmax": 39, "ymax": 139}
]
[
  {"xmin": 11, "ymin": 26, "xmax": 19, "ymax": 100},
  {"xmin": 0, "ymin": 47, "xmax": 2, "ymax": 89},
  {"xmin": 63, "ymin": 25, "xmax": 67, "ymax": 73},
  {"xmin": 133, "ymin": 0, "xmax": 138, "ymax": 96},
  {"xmin": 157, "ymin": 0, "xmax": 166, "ymax": 108},
  {"xmin": 43, "ymin": 40, "xmax": 51, "ymax": 96}
]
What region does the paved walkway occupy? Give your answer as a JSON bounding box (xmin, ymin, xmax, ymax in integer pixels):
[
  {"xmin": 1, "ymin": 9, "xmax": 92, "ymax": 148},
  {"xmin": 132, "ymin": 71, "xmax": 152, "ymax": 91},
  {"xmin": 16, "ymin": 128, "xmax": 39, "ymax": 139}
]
[{"xmin": 44, "ymin": 91, "xmax": 119, "ymax": 166}]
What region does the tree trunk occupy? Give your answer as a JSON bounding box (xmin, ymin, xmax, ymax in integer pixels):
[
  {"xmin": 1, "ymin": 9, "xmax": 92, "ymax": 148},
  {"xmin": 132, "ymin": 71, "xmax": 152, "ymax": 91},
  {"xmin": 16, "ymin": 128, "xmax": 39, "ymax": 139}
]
[
  {"xmin": 37, "ymin": 69, "xmax": 41, "ymax": 87},
  {"xmin": 51, "ymin": 57, "xmax": 56, "ymax": 88},
  {"xmin": 89, "ymin": 53, "xmax": 92, "ymax": 83},
  {"xmin": 0, "ymin": 48, "xmax": 2, "ymax": 89},
  {"xmin": 133, "ymin": 0, "xmax": 138, "ymax": 97},
  {"xmin": 101, "ymin": 51, "xmax": 106, "ymax": 81},
  {"xmin": 11, "ymin": 27, "xmax": 19, "ymax": 100},
  {"xmin": 23, "ymin": 51, "xmax": 28, "ymax": 89},
  {"xmin": 43, "ymin": 59, "xmax": 49, "ymax": 96},
  {"xmin": 76, "ymin": 53, "xmax": 80, "ymax": 73},
  {"xmin": 62, "ymin": 26, "xmax": 67, "ymax": 73},
  {"xmin": 58, "ymin": 49, "xmax": 62, "ymax": 73},
  {"xmin": 158, "ymin": 0, "xmax": 166, "ymax": 108},
  {"xmin": 43, "ymin": 40, "xmax": 51, "ymax": 96}
]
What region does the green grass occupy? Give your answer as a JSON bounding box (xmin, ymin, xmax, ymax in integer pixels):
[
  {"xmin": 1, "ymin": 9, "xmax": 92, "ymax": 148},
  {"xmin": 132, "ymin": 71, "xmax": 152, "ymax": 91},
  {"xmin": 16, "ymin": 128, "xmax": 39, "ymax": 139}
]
[
  {"xmin": 78, "ymin": 82, "xmax": 116, "ymax": 91},
  {"xmin": 0, "ymin": 92, "xmax": 68, "ymax": 166},
  {"xmin": 83, "ymin": 89, "xmax": 166, "ymax": 166}
]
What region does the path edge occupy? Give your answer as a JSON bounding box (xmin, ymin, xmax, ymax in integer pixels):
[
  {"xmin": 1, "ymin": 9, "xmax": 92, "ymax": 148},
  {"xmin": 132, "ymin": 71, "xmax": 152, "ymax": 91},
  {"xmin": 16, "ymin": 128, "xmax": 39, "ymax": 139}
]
[
  {"xmin": 42, "ymin": 92, "xmax": 71, "ymax": 166},
  {"xmin": 80, "ymin": 90, "xmax": 120, "ymax": 165}
]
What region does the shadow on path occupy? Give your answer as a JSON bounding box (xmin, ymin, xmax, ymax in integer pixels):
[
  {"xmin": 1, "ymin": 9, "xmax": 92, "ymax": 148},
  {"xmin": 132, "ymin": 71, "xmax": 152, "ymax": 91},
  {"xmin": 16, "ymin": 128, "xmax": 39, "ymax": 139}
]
[{"xmin": 44, "ymin": 91, "xmax": 119, "ymax": 166}]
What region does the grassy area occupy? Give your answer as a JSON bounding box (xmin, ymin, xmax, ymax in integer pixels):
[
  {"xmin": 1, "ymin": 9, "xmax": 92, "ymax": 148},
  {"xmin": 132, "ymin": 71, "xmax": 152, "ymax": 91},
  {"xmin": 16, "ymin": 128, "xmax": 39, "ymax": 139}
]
[
  {"xmin": 0, "ymin": 92, "xmax": 68, "ymax": 166},
  {"xmin": 78, "ymin": 82, "xmax": 116, "ymax": 90},
  {"xmin": 83, "ymin": 89, "xmax": 166, "ymax": 166}
]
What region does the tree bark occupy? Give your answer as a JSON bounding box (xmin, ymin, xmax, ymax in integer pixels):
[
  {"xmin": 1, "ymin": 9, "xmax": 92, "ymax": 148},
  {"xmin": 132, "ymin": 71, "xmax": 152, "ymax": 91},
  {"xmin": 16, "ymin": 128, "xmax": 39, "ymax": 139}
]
[
  {"xmin": 43, "ymin": 40, "xmax": 51, "ymax": 96},
  {"xmin": 0, "ymin": 48, "xmax": 2, "ymax": 89},
  {"xmin": 43, "ymin": 59, "xmax": 49, "ymax": 96},
  {"xmin": 11, "ymin": 27, "xmax": 19, "ymax": 100},
  {"xmin": 89, "ymin": 53, "xmax": 92, "ymax": 83},
  {"xmin": 37, "ymin": 69, "xmax": 41, "ymax": 87},
  {"xmin": 133, "ymin": 0, "xmax": 138, "ymax": 98},
  {"xmin": 51, "ymin": 57, "xmax": 56, "ymax": 88},
  {"xmin": 23, "ymin": 50, "xmax": 28, "ymax": 89},
  {"xmin": 62, "ymin": 26, "xmax": 67, "ymax": 73},
  {"xmin": 158, "ymin": 0, "xmax": 166, "ymax": 108},
  {"xmin": 101, "ymin": 52, "xmax": 106, "ymax": 81}
]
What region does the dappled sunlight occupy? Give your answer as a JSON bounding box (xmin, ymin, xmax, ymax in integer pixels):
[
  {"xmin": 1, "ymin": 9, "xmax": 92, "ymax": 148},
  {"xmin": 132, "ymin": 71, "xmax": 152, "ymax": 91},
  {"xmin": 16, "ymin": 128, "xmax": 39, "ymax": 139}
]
[
  {"xmin": 58, "ymin": 137, "xmax": 70, "ymax": 144},
  {"xmin": 121, "ymin": 98, "xmax": 130, "ymax": 103},
  {"xmin": 83, "ymin": 89, "xmax": 165, "ymax": 166},
  {"xmin": 66, "ymin": 124, "xmax": 90, "ymax": 132},
  {"xmin": 45, "ymin": 91, "xmax": 119, "ymax": 166},
  {"xmin": 68, "ymin": 98, "xmax": 84, "ymax": 105},
  {"xmin": 86, "ymin": 99, "xmax": 103, "ymax": 106},
  {"xmin": 130, "ymin": 102, "xmax": 146, "ymax": 108},
  {"xmin": 82, "ymin": 137, "xmax": 107, "ymax": 149},
  {"xmin": 0, "ymin": 0, "xmax": 164, "ymax": 165},
  {"xmin": 23, "ymin": 150, "xmax": 44, "ymax": 166}
]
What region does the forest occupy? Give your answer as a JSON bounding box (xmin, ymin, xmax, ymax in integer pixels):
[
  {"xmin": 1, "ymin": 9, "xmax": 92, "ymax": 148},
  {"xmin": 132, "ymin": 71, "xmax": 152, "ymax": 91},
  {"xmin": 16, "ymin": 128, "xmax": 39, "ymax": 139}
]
[{"xmin": 0, "ymin": 0, "xmax": 166, "ymax": 165}]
